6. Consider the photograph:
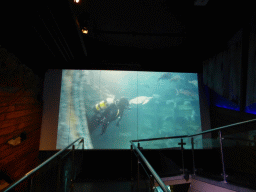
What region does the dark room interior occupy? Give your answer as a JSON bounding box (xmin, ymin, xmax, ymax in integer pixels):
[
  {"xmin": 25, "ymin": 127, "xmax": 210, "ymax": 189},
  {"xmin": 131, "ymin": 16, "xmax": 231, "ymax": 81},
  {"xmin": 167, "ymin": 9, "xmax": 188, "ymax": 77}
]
[{"xmin": 1, "ymin": 0, "xmax": 256, "ymax": 191}]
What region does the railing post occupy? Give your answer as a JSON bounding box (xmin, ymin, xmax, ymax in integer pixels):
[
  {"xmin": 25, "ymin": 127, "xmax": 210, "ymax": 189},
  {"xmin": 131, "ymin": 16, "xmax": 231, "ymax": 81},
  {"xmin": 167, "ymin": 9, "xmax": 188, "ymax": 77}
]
[
  {"xmin": 178, "ymin": 138, "xmax": 186, "ymax": 175},
  {"xmin": 191, "ymin": 137, "xmax": 196, "ymax": 175},
  {"xmin": 137, "ymin": 142, "xmax": 140, "ymax": 192},
  {"xmin": 131, "ymin": 144, "xmax": 134, "ymax": 190},
  {"xmin": 219, "ymin": 131, "xmax": 227, "ymax": 183},
  {"xmin": 70, "ymin": 145, "xmax": 75, "ymax": 192}
]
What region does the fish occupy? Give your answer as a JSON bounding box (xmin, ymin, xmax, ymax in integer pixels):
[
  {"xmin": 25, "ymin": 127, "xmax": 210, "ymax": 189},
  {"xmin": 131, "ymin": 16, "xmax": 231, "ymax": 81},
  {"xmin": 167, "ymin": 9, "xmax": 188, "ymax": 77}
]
[
  {"xmin": 169, "ymin": 75, "xmax": 184, "ymax": 82},
  {"xmin": 129, "ymin": 96, "xmax": 153, "ymax": 105},
  {"xmin": 176, "ymin": 89, "xmax": 198, "ymax": 97},
  {"xmin": 157, "ymin": 72, "xmax": 172, "ymax": 81},
  {"xmin": 188, "ymin": 80, "xmax": 198, "ymax": 87}
]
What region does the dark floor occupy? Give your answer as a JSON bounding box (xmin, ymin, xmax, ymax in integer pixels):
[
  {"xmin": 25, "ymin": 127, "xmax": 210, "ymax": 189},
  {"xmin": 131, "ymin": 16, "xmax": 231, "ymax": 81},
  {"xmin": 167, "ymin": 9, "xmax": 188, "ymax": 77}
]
[
  {"xmin": 73, "ymin": 171, "xmax": 192, "ymax": 192},
  {"xmin": 73, "ymin": 178, "xmax": 150, "ymax": 192}
]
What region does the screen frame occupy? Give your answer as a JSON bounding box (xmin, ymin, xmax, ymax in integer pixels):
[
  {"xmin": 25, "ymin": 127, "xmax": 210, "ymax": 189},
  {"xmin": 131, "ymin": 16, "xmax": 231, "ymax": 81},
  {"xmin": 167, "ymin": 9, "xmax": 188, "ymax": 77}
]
[{"xmin": 39, "ymin": 69, "xmax": 211, "ymax": 150}]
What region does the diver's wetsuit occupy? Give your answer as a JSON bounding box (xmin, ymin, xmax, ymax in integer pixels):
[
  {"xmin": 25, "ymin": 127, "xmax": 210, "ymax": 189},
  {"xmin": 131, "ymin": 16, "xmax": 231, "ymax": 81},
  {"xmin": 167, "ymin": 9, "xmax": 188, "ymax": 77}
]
[
  {"xmin": 101, "ymin": 103, "xmax": 120, "ymax": 135},
  {"xmin": 89, "ymin": 98, "xmax": 129, "ymax": 135}
]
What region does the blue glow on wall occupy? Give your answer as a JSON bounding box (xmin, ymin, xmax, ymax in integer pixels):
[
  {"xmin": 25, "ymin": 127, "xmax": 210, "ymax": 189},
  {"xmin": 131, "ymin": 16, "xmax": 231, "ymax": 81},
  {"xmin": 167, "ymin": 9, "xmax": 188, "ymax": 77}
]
[
  {"xmin": 208, "ymin": 86, "xmax": 240, "ymax": 111},
  {"xmin": 245, "ymin": 104, "xmax": 256, "ymax": 115},
  {"xmin": 215, "ymin": 104, "xmax": 239, "ymax": 111}
]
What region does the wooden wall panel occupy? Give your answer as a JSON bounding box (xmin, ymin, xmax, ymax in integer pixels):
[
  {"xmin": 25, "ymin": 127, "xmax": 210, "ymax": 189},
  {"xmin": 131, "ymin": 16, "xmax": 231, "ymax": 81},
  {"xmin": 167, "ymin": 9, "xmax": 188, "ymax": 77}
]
[
  {"xmin": 0, "ymin": 122, "xmax": 42, "ymax": 148},
  {"xmin": 3, "ymin": 129, "xmax": 41, "ymax": 180},
  {"xmin": 0, "ymin": 112, "xmax": 39, "ymax": 129},
  {"xmin": 0, "ymin": 47, "xmax": 43, "ymax": 190}
]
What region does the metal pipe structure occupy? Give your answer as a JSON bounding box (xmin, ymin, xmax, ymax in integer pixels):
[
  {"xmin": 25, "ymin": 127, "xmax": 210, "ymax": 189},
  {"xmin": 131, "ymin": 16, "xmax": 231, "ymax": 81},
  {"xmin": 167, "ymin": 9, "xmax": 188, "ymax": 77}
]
[
  {"xmin": 130, "ymin": 141, "xmax": 171, "ymax": 192},
  {"xmin": 4, "ymin": 137, "xmax": 84, "ymax": 192}
]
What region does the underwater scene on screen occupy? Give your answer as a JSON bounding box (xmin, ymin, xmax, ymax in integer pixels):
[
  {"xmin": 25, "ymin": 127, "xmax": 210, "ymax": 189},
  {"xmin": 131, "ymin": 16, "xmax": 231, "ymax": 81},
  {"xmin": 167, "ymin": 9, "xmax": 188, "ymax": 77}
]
[{"xmin": 56, "ymin": 70, "xmax": 202, "ymax": 149}]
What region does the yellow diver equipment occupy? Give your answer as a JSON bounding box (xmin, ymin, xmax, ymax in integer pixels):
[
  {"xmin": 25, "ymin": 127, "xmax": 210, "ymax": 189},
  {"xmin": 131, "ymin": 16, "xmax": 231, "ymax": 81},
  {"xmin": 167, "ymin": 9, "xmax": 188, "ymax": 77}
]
[{"xmin": 94, "ymin": 98, "xmax": 115, "ymax": 112}]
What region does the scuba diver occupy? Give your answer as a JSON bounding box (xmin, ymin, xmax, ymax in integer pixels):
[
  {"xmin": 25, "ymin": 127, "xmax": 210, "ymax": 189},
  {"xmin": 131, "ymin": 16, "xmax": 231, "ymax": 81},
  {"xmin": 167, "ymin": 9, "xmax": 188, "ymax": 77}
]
[{"xmin": 90, "ymin": 97, "xmax": 130, "ymax": 135}]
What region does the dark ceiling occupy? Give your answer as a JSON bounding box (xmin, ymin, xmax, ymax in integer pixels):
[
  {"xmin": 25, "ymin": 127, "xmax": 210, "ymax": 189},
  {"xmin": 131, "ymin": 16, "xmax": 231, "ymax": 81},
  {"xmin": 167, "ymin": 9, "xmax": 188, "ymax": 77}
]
[{"xmin": 1, "ymin": 0, "xmax": 249, "ymax": 79}]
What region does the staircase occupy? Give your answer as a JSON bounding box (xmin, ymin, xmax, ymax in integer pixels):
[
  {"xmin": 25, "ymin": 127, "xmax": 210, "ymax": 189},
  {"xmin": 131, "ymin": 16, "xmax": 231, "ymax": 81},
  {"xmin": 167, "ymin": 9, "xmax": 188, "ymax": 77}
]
[{"xmin": 4, "ymin": 129, "xmax": 256, "ymax": 192}]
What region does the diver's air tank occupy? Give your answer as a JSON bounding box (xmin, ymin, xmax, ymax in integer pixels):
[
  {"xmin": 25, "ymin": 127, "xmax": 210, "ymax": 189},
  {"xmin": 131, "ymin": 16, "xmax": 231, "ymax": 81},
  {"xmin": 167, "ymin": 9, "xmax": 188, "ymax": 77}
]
[{"xmin": 94, "ymin": 98, "xmax": 115, "ymax": 113}]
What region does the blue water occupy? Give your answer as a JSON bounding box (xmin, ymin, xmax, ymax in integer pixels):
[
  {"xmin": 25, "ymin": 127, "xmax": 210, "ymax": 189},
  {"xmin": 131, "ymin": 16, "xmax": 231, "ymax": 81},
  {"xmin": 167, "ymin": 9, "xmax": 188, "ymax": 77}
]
[{"xmin": 57, "ymin": 70, "xmax": 202, "ymax": 149}]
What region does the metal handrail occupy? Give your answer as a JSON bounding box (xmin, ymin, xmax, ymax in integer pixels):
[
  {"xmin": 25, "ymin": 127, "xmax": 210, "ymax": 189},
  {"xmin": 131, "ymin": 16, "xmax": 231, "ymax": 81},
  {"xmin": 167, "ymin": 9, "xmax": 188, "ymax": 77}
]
[
  {"xmin": 4, "ymin": 137, "xmax": 84, "ymax": 192},
  {"xmin": 131, "ymin": 118, "xmax": 256, "ymax": 143},
  {"xmin": 130, "ymin": 118, "xmax": 256, "ymax": 190},
  {"xmin": 130, "ymin": 141, "xmax": 171, "ymax": 192}
]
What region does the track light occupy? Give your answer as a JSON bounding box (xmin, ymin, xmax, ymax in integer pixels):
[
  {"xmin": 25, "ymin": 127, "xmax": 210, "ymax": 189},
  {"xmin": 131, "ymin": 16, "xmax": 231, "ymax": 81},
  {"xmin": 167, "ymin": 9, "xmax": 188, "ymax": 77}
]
[{"xmin": 82, "ymin": 27, "xmax": 88, "ymax": 34}]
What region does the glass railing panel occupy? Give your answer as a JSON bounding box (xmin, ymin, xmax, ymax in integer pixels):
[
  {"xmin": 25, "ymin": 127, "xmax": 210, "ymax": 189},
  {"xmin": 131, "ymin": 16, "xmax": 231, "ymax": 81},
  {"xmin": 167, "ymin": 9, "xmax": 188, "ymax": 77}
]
[
  {"xmin": 136, "ymin": 138, "xmax": 188, "ymax": 178},
  {"xmin": 222, "ymin": 132, "xmax": 256, "ymax": 189},
  {"xmin": 30, "ymin": 140, "xmax": 84, "ymax": 192},
  {"xmin": 193, "ymin": 134, "xmax": 224, "ymax": 181},
  {"xmin": 138, "ymin": 138, "xmax": 183, "ymax": 149},
  {"xmin": 4, "ymin": 138, "xmax": 84, "ymax": 192},
  {"xmin": 193, "ymin": 135, "xmax": 204, "ymax": 149},
  {"xmin": 131, "ymin": 142, "xmax": 171, "ymax": 192}
]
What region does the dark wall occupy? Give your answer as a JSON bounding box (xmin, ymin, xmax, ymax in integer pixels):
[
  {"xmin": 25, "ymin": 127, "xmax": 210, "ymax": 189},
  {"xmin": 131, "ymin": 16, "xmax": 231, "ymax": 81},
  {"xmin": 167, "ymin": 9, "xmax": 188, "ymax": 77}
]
[{"xmin": 202, "ymin": 10, "xmax": 256, "ymax": 135}]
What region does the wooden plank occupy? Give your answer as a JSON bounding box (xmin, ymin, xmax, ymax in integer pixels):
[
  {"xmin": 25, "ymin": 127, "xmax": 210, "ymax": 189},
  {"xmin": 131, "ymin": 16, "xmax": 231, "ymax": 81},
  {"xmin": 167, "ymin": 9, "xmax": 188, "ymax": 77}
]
[
  {"xmin": 0, "ymin": 128, "xmax": 41, "ymax": 165},
  {"xmin": 0, "ymin": 127, "xmax": 41, "ymax": 161},
  {"xmin": 0, "ymin": 97, "xmax": 37, "ymax": 107},
  {"xmin": 0, "ymin": 89, "xmax": 35, "ymax": 96},
  {"xmin": 0, "ymin": 96, "xmax": 9, "ymax": 103},
  {"xmin": 10, "ymin": 150, "xmax": 39, "ymax": 176},
  {"xmin": 0, "ymin": 103, "xmax": 41, "ymax": 114},
  {"xmin": 0, "ymin": 90, "xmax": 36, "ymax": 103},
  {"xmin": 5, "ymin": 109, "xmax": 39, "ymax": 119},
  {"xmin": 0, "ymin": 113, "xmax": 6, "ymax": 121},
  {"xmin": 14, "ymin": 104, "xmax": 41, "ymax": 111},
  {"xmin": 0, "ymin": 122, "xmax": 42, "ymax": 145},
  {"xmin": 0, "ymin": 112, "xmax": 41, "ymax": 128},
  {"xmin": 0, "ymin": 104, "xmax": 40, "ymax": 113},
  {"xmin": 0, "ymin": 105, "xmax": 16, "ymax": 114},
  {"xmin": 0, "ymin": 88, "xmax": 20, "ymax": 96},
  {"xmin": 0, "ymin": 108, "xmax": 41, "ymax": 122},
  {"xmin": 0, "ymin": 120, "xmax": 41, "ymax": 141},
  {"xmin": 5, "ymin": 151, "xmax": 39, "ymax": 181}
]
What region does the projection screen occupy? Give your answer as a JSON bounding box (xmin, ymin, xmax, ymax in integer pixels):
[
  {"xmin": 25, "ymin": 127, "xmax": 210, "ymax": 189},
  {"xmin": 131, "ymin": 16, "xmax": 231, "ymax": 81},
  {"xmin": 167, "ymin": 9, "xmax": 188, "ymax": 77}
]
[{"xmin": 55, "ymin": 70, "xmax": 203, "ymax": 149}]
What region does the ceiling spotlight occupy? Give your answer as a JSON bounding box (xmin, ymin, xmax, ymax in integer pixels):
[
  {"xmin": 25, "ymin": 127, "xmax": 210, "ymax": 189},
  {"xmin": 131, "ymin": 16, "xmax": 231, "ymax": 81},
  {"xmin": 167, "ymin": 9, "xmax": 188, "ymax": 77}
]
[
  {"xmin": 74, "ymin": 0, "xmax": 80, "ymax": 3},
  {"xmin": 82, "ymin": 27, "xmax": 88, "ymax": 34}
]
